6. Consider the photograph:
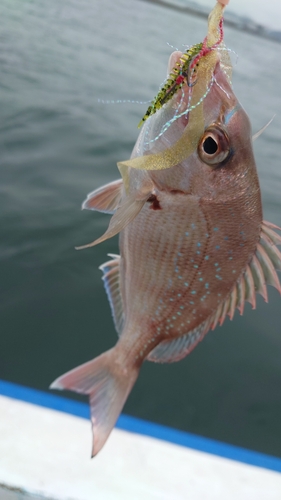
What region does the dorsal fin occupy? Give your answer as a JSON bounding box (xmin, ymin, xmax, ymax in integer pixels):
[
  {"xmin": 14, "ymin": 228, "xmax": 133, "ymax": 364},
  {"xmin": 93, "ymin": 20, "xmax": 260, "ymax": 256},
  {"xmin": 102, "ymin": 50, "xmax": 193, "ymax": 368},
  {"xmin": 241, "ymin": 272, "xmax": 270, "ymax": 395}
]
[
  {"xmin": 82, "ymin": 179, "xmax": 123, "ymax": 214},
  {"xmin": 236, "ymin": 277, "xmax": 245, "ymax": 315},
  {"xmin": 228, "ymin": 285, "xmax": 237, "ymax": 320},
  {"xmin": 99, "ymin": 254, "xmax": 124, "ymax": 336},
  {"xmin": 209, "ymin": 220, "xmax": 281, "ymax": 329},
  {"xmin": 250, "ymin": 254, "xmax": 268, "ymax": 302},
  {"xmin": 147, "ymin": 320, "xmax": 210, "ymax": 363}
]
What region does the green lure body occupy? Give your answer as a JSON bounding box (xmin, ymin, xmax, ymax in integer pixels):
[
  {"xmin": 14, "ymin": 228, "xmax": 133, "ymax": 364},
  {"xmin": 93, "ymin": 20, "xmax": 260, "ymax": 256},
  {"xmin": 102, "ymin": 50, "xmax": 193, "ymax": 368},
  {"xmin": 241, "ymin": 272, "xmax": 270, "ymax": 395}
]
[{"xmin": 138, "ymin": 42, "xmax": 203, "ymax": 128}]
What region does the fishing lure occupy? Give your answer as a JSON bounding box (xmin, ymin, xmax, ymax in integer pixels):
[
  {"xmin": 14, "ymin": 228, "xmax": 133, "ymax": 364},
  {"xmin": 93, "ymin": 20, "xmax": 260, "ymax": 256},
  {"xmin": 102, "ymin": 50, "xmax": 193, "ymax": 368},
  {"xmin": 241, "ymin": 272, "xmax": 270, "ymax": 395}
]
[
  {"xmin": 138, "ymin": 16, "xmax": 225, "ymax": 129},
  {"xmin": 138, "ymin": 43, "xmax": 202, "ymax": 128}
]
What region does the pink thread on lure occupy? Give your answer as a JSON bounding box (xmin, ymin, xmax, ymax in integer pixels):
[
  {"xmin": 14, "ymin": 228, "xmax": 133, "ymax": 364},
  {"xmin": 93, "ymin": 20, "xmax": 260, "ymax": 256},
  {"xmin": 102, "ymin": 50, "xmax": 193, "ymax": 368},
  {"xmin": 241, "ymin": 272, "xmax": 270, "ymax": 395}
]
[
  {"xmin": 175, "ymin": 75, "xmax": 185, "ymax": 85},
  {"xmin": 190, "ymin": 18, "xmax": 224, "ymax": 71}
]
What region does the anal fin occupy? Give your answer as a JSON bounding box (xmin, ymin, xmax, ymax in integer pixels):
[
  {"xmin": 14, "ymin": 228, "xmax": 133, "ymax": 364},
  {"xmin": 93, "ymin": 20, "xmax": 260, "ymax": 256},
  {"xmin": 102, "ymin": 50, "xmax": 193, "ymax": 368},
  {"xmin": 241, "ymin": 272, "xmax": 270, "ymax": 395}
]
[{"xmin": 147, "ymin": 320, "xmax": 210, "ymax": 363}]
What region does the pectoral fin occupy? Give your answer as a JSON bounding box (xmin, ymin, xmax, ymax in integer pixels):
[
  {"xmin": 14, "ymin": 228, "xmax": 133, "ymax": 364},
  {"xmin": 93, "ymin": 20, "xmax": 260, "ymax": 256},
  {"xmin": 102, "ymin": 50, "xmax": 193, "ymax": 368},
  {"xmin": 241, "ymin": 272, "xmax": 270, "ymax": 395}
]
[
  {"xmin": 76, "ymin": 194, "xmax": 146, "ymax": 250},
  {"xmin": 82, "ymin": 179, "xmax": 123, "ymax": 214},
  {"xmin": 252, "ymin": 116, "xmax": 275, "ymax": 141}
]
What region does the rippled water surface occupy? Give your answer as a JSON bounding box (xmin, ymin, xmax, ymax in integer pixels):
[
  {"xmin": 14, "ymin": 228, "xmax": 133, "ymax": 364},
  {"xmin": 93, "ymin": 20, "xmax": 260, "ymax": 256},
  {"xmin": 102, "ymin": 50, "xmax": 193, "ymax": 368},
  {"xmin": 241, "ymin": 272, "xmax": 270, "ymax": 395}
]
[{"xmin": 1, "ymin": 0, "xmax": 281, "ymax": 457}]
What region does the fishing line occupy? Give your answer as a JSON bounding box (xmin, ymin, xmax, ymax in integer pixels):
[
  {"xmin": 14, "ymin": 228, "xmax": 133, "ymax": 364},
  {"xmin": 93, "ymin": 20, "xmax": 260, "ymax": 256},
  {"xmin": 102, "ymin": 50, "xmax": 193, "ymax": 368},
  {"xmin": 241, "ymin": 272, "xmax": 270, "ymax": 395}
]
[
  {"xmin": 216, "ymin": 46, "xmax": 238, "ymax": 64},
  {"xmin": 97, "ymin": 98, "xmax": 152, "ymax": 105},
  {"xmin": 213, "ymin": 75, "xmax": 231, "ymax": 99},
  {"xmin": 166, "ymin": 41, "xmax": 179, "ymax": 51}
]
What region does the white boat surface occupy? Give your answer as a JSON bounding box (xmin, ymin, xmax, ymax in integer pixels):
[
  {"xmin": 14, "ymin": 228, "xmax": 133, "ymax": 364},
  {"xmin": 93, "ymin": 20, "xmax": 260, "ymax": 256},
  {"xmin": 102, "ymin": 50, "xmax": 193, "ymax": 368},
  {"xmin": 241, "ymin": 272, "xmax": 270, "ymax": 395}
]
[{"xmin": 0, "ymin": 380, "xmax": 280, "ymax": 500}]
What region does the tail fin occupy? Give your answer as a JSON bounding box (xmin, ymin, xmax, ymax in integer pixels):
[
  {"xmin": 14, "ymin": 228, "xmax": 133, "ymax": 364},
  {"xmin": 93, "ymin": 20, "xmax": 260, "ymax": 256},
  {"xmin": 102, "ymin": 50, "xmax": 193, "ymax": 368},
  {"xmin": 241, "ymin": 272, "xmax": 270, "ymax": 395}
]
[{"xmin": 50, "ymin": 349, "xmax": 138, "ymax": 456}]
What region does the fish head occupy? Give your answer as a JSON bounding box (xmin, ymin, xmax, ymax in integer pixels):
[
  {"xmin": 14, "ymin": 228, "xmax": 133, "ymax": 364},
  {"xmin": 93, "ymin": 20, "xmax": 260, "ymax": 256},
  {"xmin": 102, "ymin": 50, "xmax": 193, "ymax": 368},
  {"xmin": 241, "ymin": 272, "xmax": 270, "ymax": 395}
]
[
  {"xmin": 119, "ymin": 1, "xmax": 260, "ymax": 205},
  {"xmin": 146, "ymin": 58, "xmax": 260, "ymax": 204}
]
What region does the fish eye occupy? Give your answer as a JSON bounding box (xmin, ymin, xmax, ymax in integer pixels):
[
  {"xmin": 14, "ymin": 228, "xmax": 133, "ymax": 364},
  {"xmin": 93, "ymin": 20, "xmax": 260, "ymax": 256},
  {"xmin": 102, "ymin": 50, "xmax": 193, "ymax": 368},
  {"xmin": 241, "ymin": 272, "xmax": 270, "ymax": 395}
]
[{"xmin": 198, "ymin": 125, "xmax": 230, "ymax": 166}]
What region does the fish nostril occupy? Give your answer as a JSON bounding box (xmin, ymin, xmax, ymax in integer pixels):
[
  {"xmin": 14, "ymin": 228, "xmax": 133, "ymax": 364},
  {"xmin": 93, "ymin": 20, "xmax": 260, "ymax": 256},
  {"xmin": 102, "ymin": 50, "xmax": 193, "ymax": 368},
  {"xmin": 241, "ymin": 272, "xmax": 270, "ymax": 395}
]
[{"xmin": 203, "ymin": 137, "xmax": 218, "ymax": 155}]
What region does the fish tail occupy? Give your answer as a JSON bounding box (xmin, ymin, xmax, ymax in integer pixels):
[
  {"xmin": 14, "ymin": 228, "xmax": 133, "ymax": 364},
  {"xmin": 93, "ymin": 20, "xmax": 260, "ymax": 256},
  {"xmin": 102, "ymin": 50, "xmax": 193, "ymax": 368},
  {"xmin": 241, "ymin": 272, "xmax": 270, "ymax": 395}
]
[{"xmin": 50, "ymin": 348, "xmax": 139, "ymax": 457}]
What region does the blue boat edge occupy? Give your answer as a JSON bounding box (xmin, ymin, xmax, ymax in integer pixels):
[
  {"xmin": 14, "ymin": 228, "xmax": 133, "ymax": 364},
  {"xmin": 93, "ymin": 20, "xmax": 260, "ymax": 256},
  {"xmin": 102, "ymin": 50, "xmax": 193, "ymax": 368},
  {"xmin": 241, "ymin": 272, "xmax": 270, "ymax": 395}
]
[{"xmin": 0, "ymin": 379, "xmax": 280, "ymax": 474}]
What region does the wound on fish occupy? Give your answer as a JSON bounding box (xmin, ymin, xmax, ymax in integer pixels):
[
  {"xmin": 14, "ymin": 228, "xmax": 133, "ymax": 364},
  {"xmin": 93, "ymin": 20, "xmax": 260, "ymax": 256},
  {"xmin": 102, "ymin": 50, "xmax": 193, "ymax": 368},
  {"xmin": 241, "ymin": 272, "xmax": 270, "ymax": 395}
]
[{"xmin": 147, "ymin": 194, "xmax": 162, "ymax": 210}]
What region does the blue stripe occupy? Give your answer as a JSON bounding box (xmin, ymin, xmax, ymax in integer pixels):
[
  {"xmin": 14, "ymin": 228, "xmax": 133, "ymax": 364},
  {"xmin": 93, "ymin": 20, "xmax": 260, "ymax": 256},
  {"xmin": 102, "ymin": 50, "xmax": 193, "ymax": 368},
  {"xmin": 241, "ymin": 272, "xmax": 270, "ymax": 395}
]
[
  {"xmin": 0, "ymin": 379, "xmax": 281, "ymax": 473},
  {"xmin": 224, "ymin": 104, "xmax": 241, "ymax": 125}
]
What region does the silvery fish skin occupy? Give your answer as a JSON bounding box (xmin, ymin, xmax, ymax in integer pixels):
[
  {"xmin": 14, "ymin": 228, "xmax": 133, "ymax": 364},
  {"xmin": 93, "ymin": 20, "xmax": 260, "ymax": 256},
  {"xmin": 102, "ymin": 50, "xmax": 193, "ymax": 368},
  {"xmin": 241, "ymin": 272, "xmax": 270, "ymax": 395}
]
[{"xmin": 51, "ymin": 58, "xmax": 281, "ymax": 457}]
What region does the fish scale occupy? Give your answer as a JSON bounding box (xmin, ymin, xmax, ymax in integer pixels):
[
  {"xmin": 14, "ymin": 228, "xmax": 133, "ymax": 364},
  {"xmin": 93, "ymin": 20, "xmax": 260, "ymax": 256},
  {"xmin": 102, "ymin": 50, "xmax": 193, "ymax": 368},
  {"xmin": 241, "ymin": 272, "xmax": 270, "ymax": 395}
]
[
  {"xmin": 120, "ymin": 197, "xmax": 205, "ymax": 331},
  {"xmin": 120, "ymin": 191, "xmax": 255, "ymax": 341}
]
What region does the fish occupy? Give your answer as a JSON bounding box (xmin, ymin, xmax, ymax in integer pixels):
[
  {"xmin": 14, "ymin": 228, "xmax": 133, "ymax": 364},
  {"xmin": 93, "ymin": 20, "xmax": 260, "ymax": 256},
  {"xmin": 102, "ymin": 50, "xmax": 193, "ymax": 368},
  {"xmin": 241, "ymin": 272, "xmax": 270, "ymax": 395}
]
[{"xmin": 50, "ymin": 0, "xmax": 281, "ymax": 456}]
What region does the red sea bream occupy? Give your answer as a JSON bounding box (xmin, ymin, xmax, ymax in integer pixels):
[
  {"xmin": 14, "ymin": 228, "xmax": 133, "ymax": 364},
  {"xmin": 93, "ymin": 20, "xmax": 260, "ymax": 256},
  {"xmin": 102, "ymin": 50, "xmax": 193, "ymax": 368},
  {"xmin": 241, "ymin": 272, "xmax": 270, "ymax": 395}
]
[{"xmin": 51, "ymin": 1, "xmax": 281, "ymax": 456}]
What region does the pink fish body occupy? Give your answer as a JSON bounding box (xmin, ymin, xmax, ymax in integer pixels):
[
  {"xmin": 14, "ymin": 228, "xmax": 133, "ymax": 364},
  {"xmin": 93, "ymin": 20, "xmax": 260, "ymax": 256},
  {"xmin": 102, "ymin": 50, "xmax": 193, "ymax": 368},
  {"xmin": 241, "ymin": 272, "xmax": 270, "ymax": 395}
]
[{"xmin": 51, "ymin": 3, "xmax": 281, "ymax": 456}]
